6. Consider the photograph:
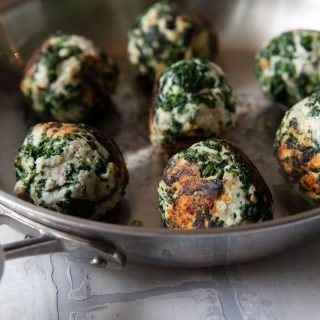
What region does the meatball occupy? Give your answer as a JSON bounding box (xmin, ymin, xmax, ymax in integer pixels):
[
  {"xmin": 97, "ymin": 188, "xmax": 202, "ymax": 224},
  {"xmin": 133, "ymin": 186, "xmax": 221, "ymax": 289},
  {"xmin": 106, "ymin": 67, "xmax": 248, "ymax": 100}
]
[
  {"xmin": 128, "ymin": 1, "xmax": 217, "ymax": 82},
  {"xmin": 274, "ymin": 91, "xmax": 320, "ymax": 199},
  {"xmin": 158, "ymin": 139, "xmax": 273, "ymax": 229},
  {"xmin": 14, "ymin": 122, "xmax": 128, "ymax": 219},
  {"xmin": 149, "ymin": 59, "xmax": 236, "ymax": 151},
  {"xmin": 255, "ymin": 30, "xmax": 320, "ymax": 106},
  {"xmin": 21, "ymin": 31, "xmax": 118, "ymax": 122}
]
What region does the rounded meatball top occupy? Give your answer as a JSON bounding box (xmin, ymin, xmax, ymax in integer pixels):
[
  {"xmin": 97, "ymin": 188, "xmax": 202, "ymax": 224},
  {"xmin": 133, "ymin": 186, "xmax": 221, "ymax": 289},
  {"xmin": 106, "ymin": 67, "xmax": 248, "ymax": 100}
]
[
  {"xmin": 150, "ymin": 59, "xmax": 236, "ymax": 150},
  {"xmin": 21, "ymin": 31, "xmax": 118, "ymax": 122},
  {"xmin": 14, "ymin": 122, "xmax": 128, "ymax": 219},
  {"xmin": 128, "ymin": 1, "xmax": 217, "ymax": 81},
  {"xmin": 256, "ymin": 30, "xmax": 320, "ymax": 106},
  {"xmin": 158, "ymin": 139, "xmax": 273, "ymax": 229},
  {"xmin": 275, "ymin": 91, "xmax": 320, "ymax": 199}
]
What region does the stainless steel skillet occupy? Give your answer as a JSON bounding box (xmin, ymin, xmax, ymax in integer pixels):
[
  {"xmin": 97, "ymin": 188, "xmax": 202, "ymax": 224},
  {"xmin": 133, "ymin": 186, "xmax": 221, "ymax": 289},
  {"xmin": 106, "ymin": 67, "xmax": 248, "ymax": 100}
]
[{"xmin": 1, "ymin": 0, "xmax": 320, "ymax": 273}]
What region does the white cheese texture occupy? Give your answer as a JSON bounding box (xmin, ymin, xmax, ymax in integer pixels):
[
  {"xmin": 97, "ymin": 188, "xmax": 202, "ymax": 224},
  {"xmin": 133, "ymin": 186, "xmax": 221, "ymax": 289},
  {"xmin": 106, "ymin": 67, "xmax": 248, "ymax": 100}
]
[
  {"xmin": 14, "ymin": 123, "xmax": 127, "ymax": 219},
  {"xmin": 127, "ymin": 1, "xmax": 214, "ymax": 79},
  {"xmin": 256, "ymin": 30, "xmax": 320, "ymax": 106},
  {"xmin": 279, "ymin": 97, "xmax": 320, "ymax": 139},
  {"xmin": 150, "ymin": 59, "xmax": 236, "ymax": 148}
]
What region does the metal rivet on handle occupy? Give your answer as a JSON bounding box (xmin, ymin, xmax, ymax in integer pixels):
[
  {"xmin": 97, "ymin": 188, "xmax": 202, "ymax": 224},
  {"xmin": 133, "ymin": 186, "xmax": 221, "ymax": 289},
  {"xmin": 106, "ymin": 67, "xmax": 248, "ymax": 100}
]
[{"xmin": 90, "ymin": 256, "xmax": 107, "ymax": 268}]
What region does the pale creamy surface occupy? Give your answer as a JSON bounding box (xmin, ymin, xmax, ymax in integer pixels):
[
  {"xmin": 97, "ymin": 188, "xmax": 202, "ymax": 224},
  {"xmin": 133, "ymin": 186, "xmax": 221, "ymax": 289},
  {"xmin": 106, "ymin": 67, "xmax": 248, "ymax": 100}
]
[
  {"xmin": 262, "ymin": 31, "xmax": 320, "ymax": 78},
  {"xmin": 14, "ymin": 123, "xmax": 126, "ymax": 218},
  {"xmin": 276, "ymin": 95, "xmax": 320, "ymax": 148},
  {"xmin": 194, "ymin": 144, "xmax": 257, "ymax": 227},
  {"xmin": 257, "ymin": 30, "xmax": 320, "ymax": 105},
  {"xmin": 292, "ymin": 32, "xmax": 320, "ymax": 76},
  {"xmin": 50, "ymin": 56, "xmax": 82, "ymax": 95},
  {"xmin": 282, "ymin": 97, "xmax": 320, "ymax": 139},
  {"xmin": 26, "ymin": 34, "xmax": 100, "ymax": 97},
  {"xmin": 214, "ymin": 170, "xmax": 256, "ymax": 227},
  {"xmin": 151, "ymin": 60, "xmax": 236, "ymax": 147},
  {"xmin": 48, "ymin": 35, "xmax": 100, "ymax": 100},
  {"xmin": 128, "ymin": 3, "xmax": 191, "ymax": 75}
]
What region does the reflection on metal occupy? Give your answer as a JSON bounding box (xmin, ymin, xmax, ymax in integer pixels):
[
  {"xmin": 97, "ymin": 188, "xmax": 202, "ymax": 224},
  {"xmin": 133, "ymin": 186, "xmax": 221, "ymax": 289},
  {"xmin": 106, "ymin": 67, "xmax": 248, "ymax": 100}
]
[
  {"xmin": 90, "ymin": 256, "xmax": 107, "ymax": 268},
  {"xmin": 0, "ymin": 202, "xmax": 126, "ymax": 275},
  {"xmin": 0, "ymin": 246, "xmax": 3, "ymax": 280},
  {"xmin": 0, "ymin": 0, "xmax": 45, "ymax": 69},
  {"xmin": 0, "ymin": 15, "xmax": 21, "ymax": 69}
]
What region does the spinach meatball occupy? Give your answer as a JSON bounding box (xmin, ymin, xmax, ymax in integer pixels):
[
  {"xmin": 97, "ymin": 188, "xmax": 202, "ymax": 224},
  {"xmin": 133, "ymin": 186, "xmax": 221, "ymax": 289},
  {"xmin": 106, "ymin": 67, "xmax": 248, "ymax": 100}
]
[
  {"xmin": 256, "ymin": 30, "xmax": 320, "ymax": 106},
  {"xmin": 14, "ymin": 122, "xmax": 128, "ymax": 219},
  {"xmin": 158, "ymin": 139, "xmax": 273, "ymax": 229},
  {"xmin": 275, "ymin": 91, "xmax": 320, "ymax": 199},
  {"xmin": 21, "ymin": 31, "xmax": 118, "ymax": 122},
  {"xmin": 149, "ymin": 59, "xmax": 236, "ymax": 151},
  {"xmin": 128, "ymin": 1, "xmax": 217, "ymax": 82}
]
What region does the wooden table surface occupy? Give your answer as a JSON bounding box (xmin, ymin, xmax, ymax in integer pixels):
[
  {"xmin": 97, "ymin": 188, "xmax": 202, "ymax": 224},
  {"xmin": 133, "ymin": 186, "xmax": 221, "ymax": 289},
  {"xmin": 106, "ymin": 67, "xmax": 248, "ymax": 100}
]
[{"xmin": 1, "ymin": 225, "xmax": 319, "ymax": 320}]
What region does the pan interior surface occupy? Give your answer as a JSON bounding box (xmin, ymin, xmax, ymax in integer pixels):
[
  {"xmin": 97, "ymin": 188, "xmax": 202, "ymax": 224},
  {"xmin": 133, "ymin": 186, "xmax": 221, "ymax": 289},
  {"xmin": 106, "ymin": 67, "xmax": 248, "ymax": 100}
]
[{"xmin": 0, "ymin": 0, "xmax": 320, "ymax": 230}]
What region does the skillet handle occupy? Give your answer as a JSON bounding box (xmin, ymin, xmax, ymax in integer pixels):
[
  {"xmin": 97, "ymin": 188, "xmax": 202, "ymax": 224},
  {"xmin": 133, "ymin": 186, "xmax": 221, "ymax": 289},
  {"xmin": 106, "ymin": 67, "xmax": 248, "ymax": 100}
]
[{"xmin": 0, "ymin": 202, "xmax": 126, "ymax": 279}]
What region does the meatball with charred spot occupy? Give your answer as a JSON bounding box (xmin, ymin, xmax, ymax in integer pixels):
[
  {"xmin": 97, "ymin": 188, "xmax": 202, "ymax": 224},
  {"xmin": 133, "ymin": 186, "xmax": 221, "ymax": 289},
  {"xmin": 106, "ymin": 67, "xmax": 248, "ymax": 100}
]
[
  {"xmin": 158, "ymin": 139, "xmax": 273, "ymax": 229},
  {"xmin": 14, "ymin": 122, "xmax": 128, "ymax": 219},
  {"xmin": 275, "ymin": 91, "xmax": 320, "ymax": 199},
  {"xmin": 128, "ymin": 1, "xmax": 217, "ymax": 82},
  {"xmin": 149, "ymin": 59, "xmax": 236, "ymax": 152},
  {"xmin": 256, "ymin": 30, "xmax": 320, "ymax": 106},
  {"xmin": 21, "ymin": 31, "xmax": 118, "ymax": 122}
]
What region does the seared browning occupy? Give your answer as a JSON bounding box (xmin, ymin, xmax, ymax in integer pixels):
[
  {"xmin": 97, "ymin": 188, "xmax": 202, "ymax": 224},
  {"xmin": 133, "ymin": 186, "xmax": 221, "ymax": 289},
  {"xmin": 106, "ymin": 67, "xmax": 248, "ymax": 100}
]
[
  {"xmin": 275, "ymin": 92, "xmax": 320, "ymax": 199},
  {"xmin": 163, "ymin": 161, "xmax": 223, "ymax": 228},
  {"xmin": 159, "ymin": 139, "xmax": 273, "ymax": 229}
]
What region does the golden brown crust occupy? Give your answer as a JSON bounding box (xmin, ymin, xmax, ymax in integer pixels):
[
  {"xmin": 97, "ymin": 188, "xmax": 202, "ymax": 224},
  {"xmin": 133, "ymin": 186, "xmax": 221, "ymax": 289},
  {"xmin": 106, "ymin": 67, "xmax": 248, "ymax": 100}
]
[
  {"xmin": 46, "ymin": 123, "xmax": 79, "ymax": 137},
  {"xmin": 299, "ymin": 153, "xmax": 320, "ymax": 198},
  {"xmin": 163, "ymin": 160, "xmax": 223, "ymax": 228},
  {"xmin": 159, "ymin": 139, "xmax": 274, "ymax": 229},
  {"xmin": 277, "ymin": 126, "xmax": 319, "ymax": 192}
]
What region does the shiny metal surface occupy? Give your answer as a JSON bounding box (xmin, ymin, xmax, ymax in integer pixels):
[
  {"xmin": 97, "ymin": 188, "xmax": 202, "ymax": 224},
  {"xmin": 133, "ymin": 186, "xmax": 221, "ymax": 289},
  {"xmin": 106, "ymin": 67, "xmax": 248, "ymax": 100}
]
[
  {"xmin": 0, "ymin": 203, "xmax": 126, "ymax": 269},
  {"xmin": 1, "ymin": 0, "xmax": 320, "ymax": 267},
  {"xmin": 0, "ymin": 243, "xmax": 3, "ymax": 279}
]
